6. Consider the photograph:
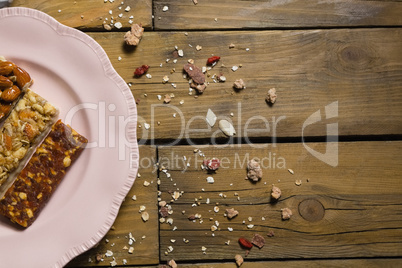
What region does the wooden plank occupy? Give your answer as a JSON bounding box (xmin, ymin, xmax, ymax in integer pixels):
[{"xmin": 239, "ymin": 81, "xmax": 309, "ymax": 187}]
[
  {"xmin": 172, "ymin": 259, "xmax": 402, "ymax": 268},
  {"xmin": 88, "ymin": 28, "xmax": 402, "ymax": 141},
  {"xmin": 11, "ymin": 0, "xmax": 152, "ymax": 30},
  {"xmin": 66, "ymin": 145, "xmax": 159, "ymax": 267},
  {"xmin": 158, "ymin": 142, "xmax": 402, "ymax": 262},
  {"xmin": 154, "ymin": 0, "xmax": 402, "ymax": 30}
]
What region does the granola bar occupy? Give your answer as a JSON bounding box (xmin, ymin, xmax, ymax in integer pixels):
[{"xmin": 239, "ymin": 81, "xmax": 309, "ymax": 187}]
[
  {"xmin": 0, "ymin": 120, "xmax": 87, "ymax": 227},
  {"xmin": 0, "ymin": 89, "xmax": 58, "ymax": 190}
]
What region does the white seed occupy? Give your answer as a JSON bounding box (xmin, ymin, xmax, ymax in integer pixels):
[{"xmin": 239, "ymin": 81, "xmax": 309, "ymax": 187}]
[
  {"xmin": 288, "ymin": 169, "xmax": 294, "ymax": 174},
  {"xmin": 219, "ymin": 120, "xmax": 236, "ymax": 136},
  {"xmin": 162, "ymin": 6, "xmax": 169, "ymax": 12},
  {"xmin": 206, "ymin": 109, "xmax": 217, "ymax": 127},
  {"xmin": 206, "ymin": 176, "xmax": 215, "ymax": 184}
]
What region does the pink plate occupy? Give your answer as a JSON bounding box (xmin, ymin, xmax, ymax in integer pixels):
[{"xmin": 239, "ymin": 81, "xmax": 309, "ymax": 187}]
[{"xmin": 0, "ymin": 7, "xmax": 139, "ymax": 268}]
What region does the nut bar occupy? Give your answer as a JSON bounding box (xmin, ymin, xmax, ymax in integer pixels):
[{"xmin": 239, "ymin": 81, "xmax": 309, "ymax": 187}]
[
  {"xmin": 0, "ymin": 89, "xmax": 58, "ymax": 190},
  {"xmin": 0, "ymin": 120, "xmax": 88, "ymax": 227},
  {"xmin": 0, "ymin": 56, "xmax": 33, "ymax": 122}
]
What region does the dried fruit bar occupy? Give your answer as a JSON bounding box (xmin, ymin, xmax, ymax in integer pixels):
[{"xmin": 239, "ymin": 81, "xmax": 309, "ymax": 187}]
[
  {"xmin": 0, "ymin": 89, "xmax": 58, "ymax": 190},
  {"xmin": 0, "ymin": 120, "xmax": 87, "ymax": 227}
]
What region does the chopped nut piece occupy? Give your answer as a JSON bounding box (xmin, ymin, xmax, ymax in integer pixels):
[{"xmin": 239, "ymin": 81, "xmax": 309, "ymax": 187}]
[
  {"xmin": 229, "ymin": 43, "xmax": 236, "ymax": 48},
  {"xmin": 233, "ymin": 79, "xmax": 246, "ymax": 90},
  {"xmin": 206, "ymin": 176, "xmax": 215, "ymax": 184},
  {"xmin": 190, "ymin": 82, "xmax": 207, "ymax": 93},
  {"xmin": 203, "ymin": 158, "xmax": 220, "ymax": 171},
  {"xmin": 251, "ymin": 234, "xmax": 265, "ymax": 249},
  {"xmin": 247, "ymin": 159, "xmax": 263, "ymax": 182},
  {"xmin": 295, "ymin": 179, "xmax": 302, "ymax": 186},
  {"xmin": 235, "ymin": 254, "xmax": 244, "ymax": 267},
  {"xmin": 141, "ymin": 211, "xmax": 149, "ymax": 222},
  {"xmin": 95, "ymin": 253, "xmax": 103, "ymax": 262},
  {"xmin": 267, "ymin": 230, "xmax": 275, "ymax": 237},
  {"xmin": 266, "ymin": 87, "xmax": 277, "ymax": 104},
  {"xmin": 124, "ymin": 23, "xmax": 144, "ymax": 46},
  {"xmin": 168, "ymin": 259, "xmax": 177, "ymax": 268},
  {"xmin": 159, "ymin": 206, "xmax": 169, "ymax": 218},
  {"xmin": 226, "ymin": 208, "xmax": 239, "ymax": 219},
  {"xmin": 184, "ymin": 63, "xmax": 205, "ymax": 85},
  {"xmin": 271, "ymin": 185, "xmax": 281, "ymax": 200},
  {"xmin": 281, "ymin": 208, "xmax": 293, "ymax": 220},
  {"xmin": 164, "ymin": 94, "xmax": 172, "ymax": 104}
]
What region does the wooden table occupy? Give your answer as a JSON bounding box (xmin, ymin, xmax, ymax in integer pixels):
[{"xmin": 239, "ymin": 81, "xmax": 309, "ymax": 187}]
[{"xmin": 10, "ymin": 0, "xmax": 402, "ymax": 267}]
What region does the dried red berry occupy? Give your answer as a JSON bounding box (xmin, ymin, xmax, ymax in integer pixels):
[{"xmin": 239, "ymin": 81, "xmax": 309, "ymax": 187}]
[
  {"xmin": 203, "ymin": 158, "xmax": 220, "ymax": 171},
  {"xmin": 134, "ymin": 65, "xmax": 149, "ymax": 77},
  {"xmin": 238, "ymin": 237, "xmax": 253, "ymax": 249},
  {"xmin": 207, "ymin": 56, "xmax": 220, "ymax": 65}
]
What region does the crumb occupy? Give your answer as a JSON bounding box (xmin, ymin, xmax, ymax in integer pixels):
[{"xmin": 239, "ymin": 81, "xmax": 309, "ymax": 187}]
[
  {"xmin": 124, "ymin": 23, "xmax": 144, "ymax": 46},
  {"xmin": 233, "ymin": 79, "xmax": 246, "ymax": 90},
  {"xmin": 247, "ymin": 159, "xmax": 262, "ymax": 182},
  {"xmin": 281, "ymin": 208, "xmax": 292, "ymax": 220},
  {"xmin": 271, "ymin": 185, "xmax": 281, "ymax": 200},
  {"xmin": 251, "ymin": 233, "xmax": 265, "ymax": 249}
]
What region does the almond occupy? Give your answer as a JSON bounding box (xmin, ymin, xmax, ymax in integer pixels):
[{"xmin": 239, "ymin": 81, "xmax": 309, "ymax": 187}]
[
  {"xmin": 24, "ymin": 123, "xmax": 37, "ymax": 141},
  {"xmin": 0, "ymin": 75, "xmax": 13, "ymax": 89},
  {"xmin": 3, "ymin": 133, "xmax": 12, "ymax": 151},
  {"xmin": 0, "ymin": 61, "xmax": 15, "ymax": 76},
  {"xmin": 13, "ymin": 66, "xmax": 32, "ymax": 90},
  {"xmin": 1, "ymin": 85, "xmax": 21, "ymax": 102}
]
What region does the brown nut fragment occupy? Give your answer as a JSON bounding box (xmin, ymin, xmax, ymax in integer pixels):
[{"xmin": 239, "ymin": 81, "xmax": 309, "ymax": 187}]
[
  {"xmin": 233, "ymin": 79, "xmax": 246, "ymax": 90},
  {"xmin": 1, "ymin": 85, "xmax": 21, "ymax": 102},
  {"xmin": 0, "ymin": 61, "xmax": 15, "ymax": 76},
  {"xmin": 190, "ymin": 82, "xmax": 207, "ymax": 94},
  {"xmin": 266, "ymin": 88, "xmax": 277, "ymax": 104},
  {"xmin": 0, "ymin": 75, "xmax": 13, "ymax": 89},
  {"xmin": 184, "ymin": 63, "xmax": 205, "ymax": 85},
  {"xmin": 271, "ymin": 185, "xmax": 281, "ymax": 200},
  {"xmin": 251, "ymin": 233, "xmax": 265, "ymax": 249},
  {"xmin": 281, "ymin": 208, "xmax": 292, "ymax": 220},
  {"xmin": 246, "ymin": 159, "xmax": 262, "ymax": 182},
  {"xmin": 124, "ymin": 23, "xmax": 144, "ymax": 46},
  {"xmin": 225, "ymin": 208, "xmax": 239, "ymax": 219},
  {"xmin": 235, "ymin": 254, "xmax": 244, "ymax": 267}
]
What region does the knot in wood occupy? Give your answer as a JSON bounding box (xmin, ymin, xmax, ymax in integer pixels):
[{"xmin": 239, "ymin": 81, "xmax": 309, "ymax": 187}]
[{"xmin": 298, "ymin": 199, "xmax": 325, "ymax": 222}]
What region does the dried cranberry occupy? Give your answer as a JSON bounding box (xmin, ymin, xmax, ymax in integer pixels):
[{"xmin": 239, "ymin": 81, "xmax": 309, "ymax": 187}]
[
  {"xmin": 238, "ymin": 237, "xmax": 253, "ymax": 249},
  {"xmin": 207, "ymin": 56, "xmax": 220, "ymax": 65},
  {"xmin": 134, "ymin": 65, "xmax": 149, "ymax": 77}
]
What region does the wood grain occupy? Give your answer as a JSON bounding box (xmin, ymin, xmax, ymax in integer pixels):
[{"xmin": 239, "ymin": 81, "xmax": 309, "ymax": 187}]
[
  {"xmin": 154, "ymin": 0, "xmax": 402, "ymax": 30},
  {"xmin": 88, "ymin": 28, "xmax": 402, "ymax": 142},
  {"xmin": 66, "ymin": 146, "xmax": 159, "ymax": 267},
  {"xmin": 11, "ymin": 0, "xmax": 152, "ymax": 30},
  {"xmin": 171, "ymin": 259, "xmax": 402, "ymax": 268},
  {"xmin": 158, "ymin": 142, "xmax": 402, "ymax": 261}
]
